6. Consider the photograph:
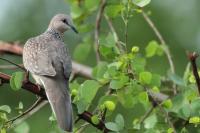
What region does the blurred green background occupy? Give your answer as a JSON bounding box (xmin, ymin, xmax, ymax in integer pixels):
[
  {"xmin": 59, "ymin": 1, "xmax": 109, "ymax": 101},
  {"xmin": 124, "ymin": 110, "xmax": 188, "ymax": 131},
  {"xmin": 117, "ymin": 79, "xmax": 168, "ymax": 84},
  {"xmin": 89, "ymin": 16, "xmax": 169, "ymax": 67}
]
[{"xmin": 0, "ymin": 0, "xmax": 199, "ymax": 132}]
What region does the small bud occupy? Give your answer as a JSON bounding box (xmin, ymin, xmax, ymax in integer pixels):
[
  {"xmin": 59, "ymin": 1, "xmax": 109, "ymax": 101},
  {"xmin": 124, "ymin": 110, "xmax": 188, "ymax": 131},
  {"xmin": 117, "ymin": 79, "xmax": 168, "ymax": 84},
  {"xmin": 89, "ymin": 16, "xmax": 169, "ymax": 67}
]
[{"xmin": 131, "ymin": 46, "xmax": 139, "ymax": 53}]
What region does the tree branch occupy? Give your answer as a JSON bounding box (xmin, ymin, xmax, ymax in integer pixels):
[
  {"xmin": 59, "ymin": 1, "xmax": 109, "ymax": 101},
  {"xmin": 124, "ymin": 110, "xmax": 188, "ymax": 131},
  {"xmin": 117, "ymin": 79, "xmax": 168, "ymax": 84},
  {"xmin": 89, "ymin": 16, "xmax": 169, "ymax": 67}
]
[
  {"xmin": 0, "ymin": 41, "xmax": 169, "ymax": 132},
  {"xmin": 0, "ymin": 41, "xmax": 110, "ymax": 132},
  {"xmin": 188, "ymin": 52, "xmax": 200, "ymax": 95},
  {"xmin": 6, "ymin": 97, "xmax": 44, "ymax": 124},
  {"xmin": 94, "ymin": 0, "xmax": 106, "ymax": 63},
  {"xmin": 0, "ymin": 71, "xmax": 110, "ymax": 132},
  {"xmin": 141, "ymin": 11, "xmax": 175, "ymax": 73},
  {"xmin": 0, "ymin": 41, "xmax": 23, "ymax": 55},
  {"xmin": 142, "ymin": 10, "xmax": 176, "ymax": 94}
]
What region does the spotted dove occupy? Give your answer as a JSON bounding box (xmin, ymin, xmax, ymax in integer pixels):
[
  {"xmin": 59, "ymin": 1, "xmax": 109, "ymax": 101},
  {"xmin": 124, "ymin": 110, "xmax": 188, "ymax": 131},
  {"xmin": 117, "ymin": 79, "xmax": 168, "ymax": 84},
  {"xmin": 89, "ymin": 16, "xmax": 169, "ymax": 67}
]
[{"xmin": 23, "ymin": 14, "xmax": 78, "ymax": 132}]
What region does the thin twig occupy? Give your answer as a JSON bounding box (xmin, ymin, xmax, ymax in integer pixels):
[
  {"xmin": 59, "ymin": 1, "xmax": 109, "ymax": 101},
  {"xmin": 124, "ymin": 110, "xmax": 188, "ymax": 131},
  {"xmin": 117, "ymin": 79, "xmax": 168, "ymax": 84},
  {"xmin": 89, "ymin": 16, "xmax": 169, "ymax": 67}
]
[
  {"xmin": 0, "ymin": 70, "xmax": 110, "ymax": 132},
  {"xmin": 142, "ymin": 11, "xmax": 176, "ymax": 94},
  {"xmin": 0, "ymin": 41, "xmax": 170, "ymax": 132},
  {"xmin": 188, "ymin": 52, "xmax": 200, "ymax": 95},
  {"xmin": 104, "ymin": 14, "xmax": 124, "ymax": 52},
  {"xmin": 74, "ymin": 123, "xmax": 89, "ymax": 133},
  {"xmin": 0, "ymin": 42, "xmax": 92, "ymax": 79},
  {"xmin": 95, "ymin": 0, "xmax": 106, "ymax": 63},
  {"xmin": 0, "ymin": 64, "xmax": 23, "ymax": 70},
  {"xmin": 8, "ymin": 101, "xmax": 48, "ymax": 129},
  {"xmin": 148, "ymin": 89, "xmax": 177, "ymax": 133},
  {"xmin": 6, "ymin": 97, "xmax": 44, "ymax": 124},
  {"xmin": 0, "ymin": 57, "xmax": 25, "ymax": 71},
  {"xmin": 141, "ymin": 11, "xmax": 175, "ymax": 74},
  {"xmin": 139, "ymin": 106, "xmax": 154, "ymax": 124}
]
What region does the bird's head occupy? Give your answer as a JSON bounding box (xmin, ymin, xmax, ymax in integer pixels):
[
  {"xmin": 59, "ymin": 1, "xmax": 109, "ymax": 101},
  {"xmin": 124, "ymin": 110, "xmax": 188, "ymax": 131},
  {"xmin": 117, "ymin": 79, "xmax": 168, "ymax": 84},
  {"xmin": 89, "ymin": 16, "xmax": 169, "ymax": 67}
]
[{"xmin": 48, "ymin": 14, "xmax": 78, "ymax": 34}]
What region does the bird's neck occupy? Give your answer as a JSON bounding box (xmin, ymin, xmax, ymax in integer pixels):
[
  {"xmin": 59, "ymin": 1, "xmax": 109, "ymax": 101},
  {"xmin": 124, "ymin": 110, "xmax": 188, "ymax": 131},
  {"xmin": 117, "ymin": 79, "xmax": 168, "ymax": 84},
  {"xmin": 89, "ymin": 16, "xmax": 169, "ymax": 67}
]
[{"xmin": 46, "ymin": 28, "xmax": 64, "ymax": 40}]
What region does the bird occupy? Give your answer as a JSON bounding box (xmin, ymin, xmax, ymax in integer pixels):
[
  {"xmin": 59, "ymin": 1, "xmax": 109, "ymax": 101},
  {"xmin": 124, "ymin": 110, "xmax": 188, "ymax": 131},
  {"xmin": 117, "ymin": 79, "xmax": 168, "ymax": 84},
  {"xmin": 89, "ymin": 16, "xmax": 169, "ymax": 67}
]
[{"xmin": 23, "ymin": 14, "xmax": 78, "ymax": 132}]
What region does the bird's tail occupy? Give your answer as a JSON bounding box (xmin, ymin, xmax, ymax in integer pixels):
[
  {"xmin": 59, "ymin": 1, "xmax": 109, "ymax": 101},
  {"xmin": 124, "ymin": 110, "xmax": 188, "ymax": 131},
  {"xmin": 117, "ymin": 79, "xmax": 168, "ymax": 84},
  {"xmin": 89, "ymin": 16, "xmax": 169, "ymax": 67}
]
[{"xmin": 40, "ymin": 76, "xmax": 73, "ymax": 132}]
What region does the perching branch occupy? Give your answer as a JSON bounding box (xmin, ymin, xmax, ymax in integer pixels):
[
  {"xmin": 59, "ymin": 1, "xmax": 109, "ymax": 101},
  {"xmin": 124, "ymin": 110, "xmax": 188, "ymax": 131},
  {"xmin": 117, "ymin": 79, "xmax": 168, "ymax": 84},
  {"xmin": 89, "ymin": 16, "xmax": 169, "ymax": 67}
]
[
  {"xmin": 0, "ymin": 68, "xmax": 110, "ymax": 132},
  {"xmin": 104, "ymin": 14, "xmax": 124, "ymax": 53},
  {"xmin": 0, "ymin": 42, "xmax": 110, "ymax": 132},
  {"xmin": 188, "ymin": 52, "xmax": 200, "ymax": 95},
  {"xmin": 0, "ymin": 42, "xmax": 169, "ymax": 132},
  {"xmin": 94, "ymin": 0, "xmax": 106, "ymax": 63},
  {"xmin": 0, "ymin": 41, "xmax": 23, "ymax": 55}
]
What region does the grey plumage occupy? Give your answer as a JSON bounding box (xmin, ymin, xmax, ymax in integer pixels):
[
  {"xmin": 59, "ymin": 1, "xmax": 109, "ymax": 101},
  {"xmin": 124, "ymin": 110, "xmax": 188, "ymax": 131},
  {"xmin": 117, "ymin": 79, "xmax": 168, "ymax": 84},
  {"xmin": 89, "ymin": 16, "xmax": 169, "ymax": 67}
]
[{"xmin": 23, "ymin": 14, "xmax": 77, "ymax": 132}]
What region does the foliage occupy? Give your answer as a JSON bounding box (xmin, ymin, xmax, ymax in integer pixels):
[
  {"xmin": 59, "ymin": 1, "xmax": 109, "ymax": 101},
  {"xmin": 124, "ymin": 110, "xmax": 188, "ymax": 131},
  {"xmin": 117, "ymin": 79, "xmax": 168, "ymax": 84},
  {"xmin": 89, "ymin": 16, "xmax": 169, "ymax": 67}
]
[{"xmin": 0, "ymin": 0, "xmax": 199, "ymax": 132}]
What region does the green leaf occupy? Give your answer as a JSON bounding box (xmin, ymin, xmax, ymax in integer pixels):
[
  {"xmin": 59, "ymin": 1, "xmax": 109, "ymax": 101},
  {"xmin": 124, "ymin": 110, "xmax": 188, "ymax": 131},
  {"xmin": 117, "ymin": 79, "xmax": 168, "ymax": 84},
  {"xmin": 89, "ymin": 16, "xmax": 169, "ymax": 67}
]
[
  {"xmin": 99, "ymin": 33, "xmax": 115, "ymax": 47},
  {"xmin": 49, "ymin": 113, "xmax": 56, "ymax": 122},
  {"xmin": 132, "ymin": 118, "xmax": 141, "ymax": 129},
  {"xmin": 10, "ymin": 72, "xmax": 24, "ymax": 91},
  {"xmin": 73, "ymin": 43, "xmax": 91, "ymax": 62},
  {"xmin": 92, "ymin": 62, "xmax": 108, "ymax": 83},
  {"xmin": 168, "ymin": 73, "xmax": 186, "ymax": 86},
  {"xmin": 167, "ymin": 128, "xmax": 174, "ymax": 133},
  {"xmin": 138, "ymin": 91, "xmax": 149, "ymax": 103},
  {"xmin": 139, "ymin": 71, "xmax": 152, "ymax": 85},
  {"xmin": 99, "ymin": 33, "xmax": 120, "ymax": 59},
  {"xmin": 115, "ymin": 114, "xmax": 124, "ymax": 130},
  {"xmin": 144, "ymin": 114, "xmax": 157, "ymax": 129},
  {"xmin": 179, "ymin": 104, "xmax": 191, "ymax": 119},
  {"xmin": 150, "ymin": 74, "xmax": 161, "ymax": 87},
  {"xmin": 189, "ymin": 116, "xmax": 200, "ymax": 124},
  {"xmin": 14, "ymin": 122, "xmax": 29, "ymax": 133},
  {"xmin": 108, "ymin": 62, "xmax": 123, "ymax": 70},
  {"xmin": 132, "ymin": 0, "xmax": 151, "ymax": 7},
  {"xmin": 105, "ymin": 122, "xmax": 119, "ymax": 131},
  {"xmin": 145, "ymin": 40, "xmax": 159, "ymax": 57},
  {"xmin": 0, "ymin": 128, "xmax": 6, "ymax": 133},
  {"xmin": 162, "ymin": 99, "xmax": 173, "ymax": 109},
  {"xmin": 77, "ymin": 80, "xmax": 101, "ymax": 113},
  {"xmin": 0, "ymin": 112, "xmax": 8, "ymax": 121},
  {"xmin": 79, "ymin": 80, "xmax": 101, "ymax": 103},
  {"xmin": 70, "ymin": 80, "xmax": 80, "ymax": 91},
  {"xmin": 70, "ymin": 4, "xmax": 83, "ymax": 19},
  {"xmin": 99, "ymin": 95, "xmax": 118, "ymax": 106},
  {"xmin": 110, "ymin": 74, "xmax": 129, "ymax": 89},
  {"xmin": 105, "ymin": 5, "xmax": 124, "ymax": 18},
  {"xmin": 85, "ymin": 0, "xmax": 100, "ymax": 11},
  {"xmin": 131, "ymin": 57, "xmax": 146, "ymax": 73},
  {"xmin": 76, "ymin": 100, "xmax": 88, "ymax": 114},
  {"xmin": 17, "ymin": 102, "xmax": 23, "ymax": 110},
  {"xmin": 0, "ymin": 105, "xmax": 11, "ymax": 113},
  {"xmin": 117, "ymin": 88, "xmax": 136, "ymax": 108},
  {"xmin": 106, "ymin": 66, "xmax": 118, "ymax": 78}
]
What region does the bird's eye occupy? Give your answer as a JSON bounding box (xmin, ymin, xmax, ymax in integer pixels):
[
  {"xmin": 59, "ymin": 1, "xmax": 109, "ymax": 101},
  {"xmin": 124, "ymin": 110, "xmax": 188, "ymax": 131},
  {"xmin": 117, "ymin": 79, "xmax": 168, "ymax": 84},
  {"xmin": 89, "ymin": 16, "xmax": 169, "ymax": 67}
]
[{"xmin": 62, "ymin": 19, "xmax": 68, "ymax": 24}]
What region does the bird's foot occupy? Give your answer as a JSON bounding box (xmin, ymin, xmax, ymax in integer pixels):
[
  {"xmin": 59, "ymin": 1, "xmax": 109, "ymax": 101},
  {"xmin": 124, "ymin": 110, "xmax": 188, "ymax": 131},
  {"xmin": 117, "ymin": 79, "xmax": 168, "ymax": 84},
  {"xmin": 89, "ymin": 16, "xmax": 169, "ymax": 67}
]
[
  {"xmin": 36, "ymin": 84, "xmax": 42, "ymax": 91},
  {"xmin": 23, "ymin": 71, "xmax": 30, "ymax": 84}
]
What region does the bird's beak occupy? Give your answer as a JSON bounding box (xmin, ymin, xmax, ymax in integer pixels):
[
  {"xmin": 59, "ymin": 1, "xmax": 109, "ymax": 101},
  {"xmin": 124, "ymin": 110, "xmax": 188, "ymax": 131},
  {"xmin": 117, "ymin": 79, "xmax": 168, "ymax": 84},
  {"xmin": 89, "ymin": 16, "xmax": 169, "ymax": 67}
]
[{"xmin": 69, "ymin": 25, "xmax": 78, "ymax": 34}]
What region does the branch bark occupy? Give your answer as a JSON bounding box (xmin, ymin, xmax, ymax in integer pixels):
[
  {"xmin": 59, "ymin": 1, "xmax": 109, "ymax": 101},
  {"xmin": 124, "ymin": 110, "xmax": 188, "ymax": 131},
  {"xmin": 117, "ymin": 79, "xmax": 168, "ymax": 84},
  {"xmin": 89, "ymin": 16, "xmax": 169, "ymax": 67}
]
[
  {"xmin": 142, "ymin": 10, "xmax": 176, "ymax": 94},
  {"xmin": 0, "ymin": 41, "xmax": 169, "ymax": 132},
  {"xmin": 0, "ymin": 42, "xmax": 109, "ymax": 132},
  {"xmin": 94, "ymin": 0, "xmax": 106, "ymax": 63},
  {"xmin": 188, "ymin": 52, "xmax": 200, "ymax": 95},
  {"xmin": 142, "ymin": 11, "xmax": 175, "ymax": 73}
]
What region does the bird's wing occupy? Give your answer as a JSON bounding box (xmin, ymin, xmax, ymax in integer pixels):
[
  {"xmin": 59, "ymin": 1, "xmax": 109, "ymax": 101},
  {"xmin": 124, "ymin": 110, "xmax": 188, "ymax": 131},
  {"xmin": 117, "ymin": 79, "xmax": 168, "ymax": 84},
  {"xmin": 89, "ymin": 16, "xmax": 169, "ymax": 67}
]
[
  {"xmin": 55, "ymin": 42, "xmax": 72, "ymax": 79},
  {"xmin": 23, "ymin": 38, "xmax": 56, "ymax": 76}
]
